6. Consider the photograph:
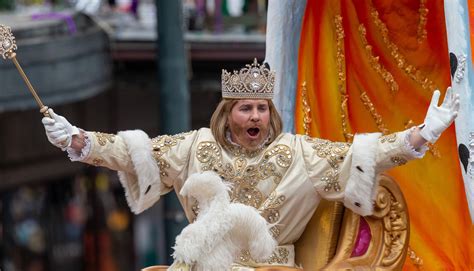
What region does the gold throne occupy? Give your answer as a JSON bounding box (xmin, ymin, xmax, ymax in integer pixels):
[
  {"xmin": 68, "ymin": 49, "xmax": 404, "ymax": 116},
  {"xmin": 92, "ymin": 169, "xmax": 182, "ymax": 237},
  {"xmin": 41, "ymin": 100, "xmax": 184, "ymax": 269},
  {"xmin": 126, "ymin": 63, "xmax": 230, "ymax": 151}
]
[{"xmin": 294, "ymin": 174, "xmax": 410, "ymax": 270}]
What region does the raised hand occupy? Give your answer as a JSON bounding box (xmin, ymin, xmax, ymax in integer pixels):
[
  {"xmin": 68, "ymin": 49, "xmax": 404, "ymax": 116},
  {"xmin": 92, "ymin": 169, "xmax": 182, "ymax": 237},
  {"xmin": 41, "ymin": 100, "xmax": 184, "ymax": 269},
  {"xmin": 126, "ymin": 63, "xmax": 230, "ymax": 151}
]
[{"xmin": 419, "ymin": 87, "xmax": 460, "ymax": 143}]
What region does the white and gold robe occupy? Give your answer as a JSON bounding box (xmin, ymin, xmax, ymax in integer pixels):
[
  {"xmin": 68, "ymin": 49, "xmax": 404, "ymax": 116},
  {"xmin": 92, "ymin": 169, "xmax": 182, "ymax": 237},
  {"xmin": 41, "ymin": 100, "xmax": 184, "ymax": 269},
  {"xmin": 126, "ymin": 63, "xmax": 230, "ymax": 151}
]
[{"xmin": 72, "ymin": 128, "xmax": 426, "ymax": 268}]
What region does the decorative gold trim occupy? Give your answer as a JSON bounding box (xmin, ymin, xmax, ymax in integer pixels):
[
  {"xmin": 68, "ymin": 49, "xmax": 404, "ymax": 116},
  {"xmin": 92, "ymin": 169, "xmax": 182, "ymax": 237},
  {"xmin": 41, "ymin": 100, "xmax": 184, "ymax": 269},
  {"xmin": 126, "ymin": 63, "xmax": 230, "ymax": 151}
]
[
  {"xmin": 380, "ymin": 133, "xmax": 397, "ymax": 143},
  {"xmin": 92, "ymin": 158, "xmax": 103, "ymax": 166},
  {"xmin": 370, "ymin": 3, "xmax": 435, "ymax": 91},
  {"xmin": 151, "ymin": 132, "xmax": 191, "ymax": 177},
  {"xmin": 417, "ymin": 0, "xmax": 428, "ymax": 44},
  {"xmin": 305, "ymin": 136, "xmax": 351, "ymax": 192},
  {"xmin": 197, "ymin": 141, "xmax": 292, "ymax": 210},
  {"xmin": 335, "ymin": 15, "xmax": 353, "ymax": 142},
  {"xmin": 322, "ymin": 174, "xmax": 409, "ymax": 270},
  {"xmin": 360, "ymin": 91, "xmax": 390, "ymax": 135},
  {"xmin": 301, "ymin": 81, "xmax": 312, "ymax": 136},
  {"xmin": 358, "ymin": 24, "xmax": 398, "ymax": 95},
  {"xmin": 239, "ymin": 247, "xmax": 290, "ymax": 265},
  {"xmin": 94, "ymin": 132, "xmax": 116, "ymax": 146}
]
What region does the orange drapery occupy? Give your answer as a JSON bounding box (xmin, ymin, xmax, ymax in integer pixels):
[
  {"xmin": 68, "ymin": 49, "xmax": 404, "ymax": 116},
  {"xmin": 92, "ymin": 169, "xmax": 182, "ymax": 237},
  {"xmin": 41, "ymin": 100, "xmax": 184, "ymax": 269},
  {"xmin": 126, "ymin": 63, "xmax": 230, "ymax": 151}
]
[{"xmin": 296, "ymin": 0, "xmax": 474, "ymax": 269}]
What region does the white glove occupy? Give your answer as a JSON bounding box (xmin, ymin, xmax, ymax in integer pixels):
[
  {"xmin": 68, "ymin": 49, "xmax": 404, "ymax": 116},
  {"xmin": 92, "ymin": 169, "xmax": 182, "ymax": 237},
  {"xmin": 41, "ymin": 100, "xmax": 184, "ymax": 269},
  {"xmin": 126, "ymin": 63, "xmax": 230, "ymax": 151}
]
[
  {"xmin": 419, "ymin": 87, "xmax": 460, "ymax": 143},
  {"xmin": 42, "ymin": 109, "xmax": 80, "ymax": 150}
]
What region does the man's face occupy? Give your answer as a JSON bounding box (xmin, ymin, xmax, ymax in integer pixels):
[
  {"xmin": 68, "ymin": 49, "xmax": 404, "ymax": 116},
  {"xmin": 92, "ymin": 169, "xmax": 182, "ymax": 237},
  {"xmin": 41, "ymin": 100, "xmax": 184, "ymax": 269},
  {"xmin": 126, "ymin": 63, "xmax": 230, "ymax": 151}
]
[{"xmin": 227, "ymin": 99, "xmax": 271, "ymax": 151}]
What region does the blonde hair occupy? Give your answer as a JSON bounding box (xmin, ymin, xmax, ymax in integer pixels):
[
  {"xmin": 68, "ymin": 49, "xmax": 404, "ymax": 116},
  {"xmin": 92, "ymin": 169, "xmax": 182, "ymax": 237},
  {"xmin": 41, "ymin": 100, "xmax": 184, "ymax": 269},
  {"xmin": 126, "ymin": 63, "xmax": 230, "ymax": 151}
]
[{"xmin": 210, "ymin": 99, "xmax": 283, "ymax": 149}]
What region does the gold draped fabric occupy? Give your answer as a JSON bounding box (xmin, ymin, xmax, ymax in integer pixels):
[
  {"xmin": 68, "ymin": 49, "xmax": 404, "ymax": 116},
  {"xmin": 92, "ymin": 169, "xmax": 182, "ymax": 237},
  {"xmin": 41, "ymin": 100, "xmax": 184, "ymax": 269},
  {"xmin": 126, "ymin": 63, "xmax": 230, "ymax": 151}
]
[{"xmin": 295, "ymin": 0, "xmax": 474, "ymax": 269}]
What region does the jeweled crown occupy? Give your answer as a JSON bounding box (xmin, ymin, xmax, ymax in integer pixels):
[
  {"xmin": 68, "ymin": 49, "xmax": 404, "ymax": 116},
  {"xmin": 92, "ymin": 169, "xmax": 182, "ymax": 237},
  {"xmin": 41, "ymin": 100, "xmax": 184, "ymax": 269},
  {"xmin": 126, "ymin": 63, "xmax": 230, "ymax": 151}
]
[{"xmin": 221, "ymin": 58, "xmax": 275, "ymax": 99}]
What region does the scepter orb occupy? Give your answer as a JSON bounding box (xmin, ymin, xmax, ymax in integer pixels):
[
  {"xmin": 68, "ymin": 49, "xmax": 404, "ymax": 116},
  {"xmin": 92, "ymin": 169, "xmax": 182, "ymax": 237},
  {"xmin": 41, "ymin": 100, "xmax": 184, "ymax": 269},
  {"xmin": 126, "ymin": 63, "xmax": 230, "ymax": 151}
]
[{"xmin": 0, "ymin": 24, "xmax": 51, "ymax": 118}]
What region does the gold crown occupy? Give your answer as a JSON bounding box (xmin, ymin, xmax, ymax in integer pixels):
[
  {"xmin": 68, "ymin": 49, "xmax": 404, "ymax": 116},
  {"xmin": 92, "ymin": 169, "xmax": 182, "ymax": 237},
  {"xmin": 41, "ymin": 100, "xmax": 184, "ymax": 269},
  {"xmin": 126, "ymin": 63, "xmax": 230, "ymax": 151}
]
[{"xmin": 221, "ymin": 58, "xmax": 275, "ymax": 99}]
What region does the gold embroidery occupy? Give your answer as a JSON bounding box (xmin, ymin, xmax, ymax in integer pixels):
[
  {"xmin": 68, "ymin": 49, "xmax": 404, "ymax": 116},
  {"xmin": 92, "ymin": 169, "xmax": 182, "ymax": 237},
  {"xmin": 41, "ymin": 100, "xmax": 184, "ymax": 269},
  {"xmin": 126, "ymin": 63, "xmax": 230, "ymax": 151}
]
[
  {"xmin": 321, "ymin": 170, "xmax": 341, "ymax": 192},
  {"xmin": 305, "ymin": 136, "xmax": 351, "ymax": 192},
  {"xmin": 335, "ymin": 15, "xmax": 353, "ymax": 142},
  {"xmin": 391, "ymin": 156, "xmax": 407, "ymax": 166},
  {"xmin": 370, "ymin": 3, "xmax": 435, "ymax": 91},
  {"xmin": 360, "ymin": 92, "xmax": 390, "ymax": 135},
  {"xmin": 305, "ymin": 137, "xmax": 351, "ymax": 168},
  {"xmin": 380, "ymin": 133, "xmax": 397, "ymax": 143},
  {"xmin": 191, "ymin": 202, "xmax": 200, "ymax": 219},
  {"xmin": 259, "ymin": 191, "xmax": 286, "ymax": 224},
  {"xmin": 92, "ymin": 158, "xmax": 103, "ymax": 166},
  {"xmin": 417, "ymin": 0, "xmax": 428, "ymax": 43},
  {"xmin": 239, "ymin": 247, "xmax": 289, "ymax": 265},
  {"xmin": 151, "ymin": 131, "xmax": 192, "ymax": 177},
  {"xmin": 197, "ymin": 142, "xmax": 292, "ymax": 209},
  {"xmin": 301, "ymin": 81, "xmax": 312, "ymax": 136},
  {"xmin": 239, "ymin": 250, "xmax": 251, "ymax": 263},
  {"xmin": 95, "ymin": 132, "xmax": 115, "ymax": 146},
  {"xmin": 269, "ymin": 225, "xmax": 281, "ymax": 238},
  {"xmin": 359, "ymin": 24, "xmax": 398, "ymax": 95},
  {"xmin": 266, "ymin": 247, "xmax": 289, "ymax": 264}
]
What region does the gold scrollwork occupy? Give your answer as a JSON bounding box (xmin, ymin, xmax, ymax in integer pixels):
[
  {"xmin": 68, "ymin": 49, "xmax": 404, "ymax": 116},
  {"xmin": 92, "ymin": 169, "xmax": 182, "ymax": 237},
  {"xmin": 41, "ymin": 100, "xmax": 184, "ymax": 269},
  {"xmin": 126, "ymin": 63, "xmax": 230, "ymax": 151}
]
[
  {"xmin": 92, "ymin": 158, "xmax": 103, "ymax": 166},
  {"xmin": 151, "ymin": 131, "xmax": 192, "ymax": 177},
  {"xmin": 305, "ymin": 136, "xmax": 351, "ymax": 192},
  {"xmin": 259, "ymin": 191, "xmax": 286, "ymax": 224},
  {"xmin": 94, "ymin": 132, "xmax": 116, "ymax": 146},
  {"xmin": 360, "ymin": 92, "xmax": 390, "ymax": 135},
  {"xmin": 266, "ymin": 247, "xmax": 290, "ymax": 264},
  {"xmin": 380, "ymin": 133, "xmax": 397, "ymax": 144},
  {"xmin": 197, "ymin": 142, "xmax": 292, "ymax": 210},
  {"xmin": 369, "ymin": 3, "xmax": 435, "ymax": 91},
  {"xmin": 373, "ymin": 186, "xmax": 408, "ymax": 267},
  {"xmin": 335, "ymin": 15, "xmax": 354, "ymax": 142},
  {"xmin": 269, "ymin": 225, "xmax": 281, "ymax": 239},
  {"xmin": 239, "ymin": 247, "xmax": 290, "ymax": 265},
  {"xmin": 358, "ymin": 24, "xmax": 398, "ymax": 95}
]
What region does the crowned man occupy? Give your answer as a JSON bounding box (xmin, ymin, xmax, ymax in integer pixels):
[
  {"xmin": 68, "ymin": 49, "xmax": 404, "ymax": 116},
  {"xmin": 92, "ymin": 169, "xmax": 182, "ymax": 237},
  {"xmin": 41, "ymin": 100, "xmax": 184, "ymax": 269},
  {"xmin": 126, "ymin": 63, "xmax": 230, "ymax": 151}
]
[{"xmin": 42, "ymin": 59, "xmax": 459, "ymax": 269}]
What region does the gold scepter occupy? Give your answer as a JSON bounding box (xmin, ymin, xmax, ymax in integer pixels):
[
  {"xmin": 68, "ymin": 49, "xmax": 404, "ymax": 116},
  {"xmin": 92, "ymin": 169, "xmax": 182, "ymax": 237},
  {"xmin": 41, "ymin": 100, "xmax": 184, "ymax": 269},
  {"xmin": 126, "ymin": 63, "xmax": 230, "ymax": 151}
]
[{"xmin": 0, "ymin": 24, "xmax": 50, "ymax": 117}]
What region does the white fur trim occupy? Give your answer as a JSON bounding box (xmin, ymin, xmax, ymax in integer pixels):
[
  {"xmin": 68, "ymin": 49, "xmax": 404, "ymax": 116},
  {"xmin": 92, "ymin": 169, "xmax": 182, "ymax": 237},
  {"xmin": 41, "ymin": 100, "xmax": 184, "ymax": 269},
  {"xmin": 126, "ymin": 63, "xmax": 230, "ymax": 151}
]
[
  {"xmin": 344, "ymin": 133, "xmax": 381, "ymax": 216},
  {"xmin": 118, "ymin": 130, "xmax": 165, "ymax": 214}
]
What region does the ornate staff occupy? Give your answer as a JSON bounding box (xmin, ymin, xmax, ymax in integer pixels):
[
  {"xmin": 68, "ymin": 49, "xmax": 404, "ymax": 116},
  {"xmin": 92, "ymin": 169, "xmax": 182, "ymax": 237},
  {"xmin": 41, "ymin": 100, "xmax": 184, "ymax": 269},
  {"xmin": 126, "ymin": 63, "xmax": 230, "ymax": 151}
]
[{"xmin": 0, "ymin": 24, "xmax": 50, "ymax": 117}]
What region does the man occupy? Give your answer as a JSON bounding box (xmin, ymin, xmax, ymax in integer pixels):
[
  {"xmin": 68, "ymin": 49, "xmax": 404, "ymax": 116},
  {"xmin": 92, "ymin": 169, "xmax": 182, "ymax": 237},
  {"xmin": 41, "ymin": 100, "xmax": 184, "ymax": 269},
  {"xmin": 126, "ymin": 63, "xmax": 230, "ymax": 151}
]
[{"xmin": 42, "ymin": 59, "xmax": 459, "ymax": 269}]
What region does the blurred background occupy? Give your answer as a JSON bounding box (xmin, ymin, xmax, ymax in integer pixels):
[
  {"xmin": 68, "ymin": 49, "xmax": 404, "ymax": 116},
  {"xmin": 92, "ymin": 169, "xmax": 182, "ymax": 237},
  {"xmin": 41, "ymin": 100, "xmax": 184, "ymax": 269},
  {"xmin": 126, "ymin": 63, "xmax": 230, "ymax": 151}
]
[{"xmin": 0, "ymin": 0, "xmax": 267, "ymax": 270}]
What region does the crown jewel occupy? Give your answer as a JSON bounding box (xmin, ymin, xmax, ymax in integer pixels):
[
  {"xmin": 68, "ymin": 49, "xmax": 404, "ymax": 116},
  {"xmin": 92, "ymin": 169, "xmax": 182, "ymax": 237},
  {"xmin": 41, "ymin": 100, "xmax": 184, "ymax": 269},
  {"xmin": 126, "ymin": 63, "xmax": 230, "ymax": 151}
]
[{"xmin": 221, "ymin": 58, "xmax": 275, "ymax": 99}]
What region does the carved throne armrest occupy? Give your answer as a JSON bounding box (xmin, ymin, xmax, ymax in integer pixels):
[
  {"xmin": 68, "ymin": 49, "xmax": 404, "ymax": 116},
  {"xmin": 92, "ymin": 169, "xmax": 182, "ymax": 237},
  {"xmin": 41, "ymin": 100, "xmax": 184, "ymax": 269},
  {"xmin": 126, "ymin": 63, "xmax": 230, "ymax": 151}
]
[{"xmin": 295, "ymin": 174, "xmax": 410, "ymax": 271}]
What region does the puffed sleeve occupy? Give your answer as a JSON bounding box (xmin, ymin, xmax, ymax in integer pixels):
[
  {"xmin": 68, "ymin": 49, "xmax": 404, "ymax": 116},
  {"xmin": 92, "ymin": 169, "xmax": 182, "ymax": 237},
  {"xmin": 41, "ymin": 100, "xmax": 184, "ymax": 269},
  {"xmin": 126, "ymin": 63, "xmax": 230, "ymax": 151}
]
[
  {"xmin": 80, "ymin": 129, "xmax": 198, "ymax": 214},
  {"xmin": 301, "ymin": 129, "xmax": 426, "ymax": 216}
]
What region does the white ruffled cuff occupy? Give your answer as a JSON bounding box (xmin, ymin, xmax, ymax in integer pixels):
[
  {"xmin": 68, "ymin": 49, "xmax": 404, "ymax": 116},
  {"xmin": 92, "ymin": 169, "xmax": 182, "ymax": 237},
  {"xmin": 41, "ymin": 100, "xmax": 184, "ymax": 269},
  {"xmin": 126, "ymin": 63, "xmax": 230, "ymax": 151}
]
[
  {"xmin": 403, "ymin": 127, "xmax": 428, "ymax": 159},
  {"xmin": 67, "ymin": 131, "xmax": 92, "ymax": 162}
]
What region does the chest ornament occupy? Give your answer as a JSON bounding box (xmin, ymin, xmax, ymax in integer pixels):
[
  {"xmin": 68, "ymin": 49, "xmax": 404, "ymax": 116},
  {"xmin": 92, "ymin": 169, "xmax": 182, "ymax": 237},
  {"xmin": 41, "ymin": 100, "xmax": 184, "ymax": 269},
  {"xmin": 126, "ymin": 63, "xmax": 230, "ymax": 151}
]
[{"xmin": 196, "ymin": 141, "xmax": 292, "ymax": 210}]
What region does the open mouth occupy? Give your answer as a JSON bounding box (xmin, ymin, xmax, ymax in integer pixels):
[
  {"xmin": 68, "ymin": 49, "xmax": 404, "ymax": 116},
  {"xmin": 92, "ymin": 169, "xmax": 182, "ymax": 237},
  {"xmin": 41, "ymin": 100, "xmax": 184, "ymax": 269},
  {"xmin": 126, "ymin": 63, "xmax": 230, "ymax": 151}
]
[{"xmin": 247, "ymin": 127, "xmax": 260, "ymax": 137}]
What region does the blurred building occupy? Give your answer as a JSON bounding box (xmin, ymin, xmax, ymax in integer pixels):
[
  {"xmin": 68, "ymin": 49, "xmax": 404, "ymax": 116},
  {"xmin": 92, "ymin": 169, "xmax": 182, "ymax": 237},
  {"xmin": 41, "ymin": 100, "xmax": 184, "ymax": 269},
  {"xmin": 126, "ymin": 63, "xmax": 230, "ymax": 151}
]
[{"xmin": 0, "ymin": 0, "xmax": 266, "ymax": 270}]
